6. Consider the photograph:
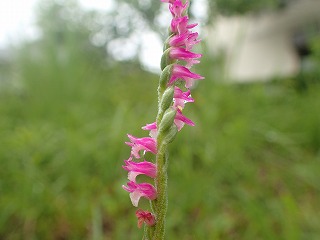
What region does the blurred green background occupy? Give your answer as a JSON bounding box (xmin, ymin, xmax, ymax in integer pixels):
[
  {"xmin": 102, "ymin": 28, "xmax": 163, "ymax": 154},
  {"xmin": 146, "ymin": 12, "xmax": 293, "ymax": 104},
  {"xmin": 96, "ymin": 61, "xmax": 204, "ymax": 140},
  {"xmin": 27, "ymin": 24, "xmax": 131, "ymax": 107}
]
[{"xmin": 0, "ymin": 0, "xmax": 319, "ymax": 239}]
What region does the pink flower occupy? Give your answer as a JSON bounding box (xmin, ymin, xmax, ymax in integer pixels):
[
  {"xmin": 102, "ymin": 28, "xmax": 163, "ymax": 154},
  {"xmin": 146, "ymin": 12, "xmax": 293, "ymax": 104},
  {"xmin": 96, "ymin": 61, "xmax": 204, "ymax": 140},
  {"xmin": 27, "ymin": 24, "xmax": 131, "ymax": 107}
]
[
  {"xmin": 136, "ymin": 209, "xmax": 156, "ymax": 228},
  {"xmin": 142, "ymin": 122, "xmax": 158, "ymax": 138},
  {"xmin": 122, "ymin": 181, "xmax": 157, "ymax": 207},
  {"xmin": 169, "ymin": 64, "xmax": 204, "ymax": 88},
  {"xmin": 168, "ymin": 32, "xmax": 201, "ymax": 51},
  {"xmin": 168, "ymin": 32, "xmax": 189, "ymax": 47},
  {"xmin": 185, "ymin": 32, "xmax": 201, "ymax": 51},
  {"xmin": 185, "ymin": 59, "xmax": 200, "ymax": 69},
  {"xmin": 169, "ymin": 1, "xmax": 188, "ymax": 17},
  {"xmin": 169, "ymin": 47, "xmax": 202, "ymax": 67},
  {"xmin": 123, "ymin": 159, "xmax": 157, "ymax": 181},
  {"xmin": 173, "ymin": 86, "xmax": 194, "ymax": 109},
  {"xmin": 126, "ymin": 134, "xmax": 157, "ymax": 158},
  {"xmin": 171, "ymin": 16, "xmax": 197, "ymax": 35},
  {"xmin": 174, "ymin": 108, "xmax": 195, "ymax": 131}
]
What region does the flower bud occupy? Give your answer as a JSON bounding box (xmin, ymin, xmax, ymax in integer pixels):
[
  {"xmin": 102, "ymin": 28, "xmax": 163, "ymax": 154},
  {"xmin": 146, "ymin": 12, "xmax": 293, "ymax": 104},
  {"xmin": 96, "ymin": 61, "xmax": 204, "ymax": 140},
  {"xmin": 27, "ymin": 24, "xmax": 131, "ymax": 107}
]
[
  {"xmin": 163, "ymin": 34, "xmax": 174, "ymax": 51},
  {"xmin": 163, "ymin": 124, "xmax": 178, "ymax": 144},
  {"xmin": 160, "ymin": 87, "xmax": 174, "ymax": 112},
  {"xmin": 159, "ymin": 108, "xmax": 176, "ymax": 134},
  {"xmin": 161, "ymin": 48, "xmax": 176, "ymax": 70},
  {"xmin": 136, "ymin": 209, "xmax": 156, "ymax": 228},
  {"xmin": 159, "ymin": 64, "xmax": 173, "ymax": 90}
]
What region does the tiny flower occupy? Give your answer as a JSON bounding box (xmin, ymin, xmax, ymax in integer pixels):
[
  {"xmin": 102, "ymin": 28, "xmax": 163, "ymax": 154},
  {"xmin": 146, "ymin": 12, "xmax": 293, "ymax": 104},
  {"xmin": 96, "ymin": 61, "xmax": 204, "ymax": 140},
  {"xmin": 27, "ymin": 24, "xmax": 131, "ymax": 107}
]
[
  {"xmin": 171, "ymin": 16, "xmax": 197, "ymax": 35},
  {"xmin": 142, "ymin": 122, "xmax": 158, "ymax": 138},
  {"xmin": 126, "ymin": 134, "xmax": 157, "ymax": 158},
  {"xmin": 123, "ymin": 159, "xmax": 157, "ymax": 181},
  {"xmin": 173, "ymin": 86, "xmax": 194, "ymax": 109},
  {"xmin": 169, "ymin": 64, "xmax": 204, "ymax": 88},
  {"xmin": 168, "ymin": 32, "xmax": 200, "ymax": 51},
  {"xmin": 122, "ymin": 181, "xmax": 157, "ymax": 207},
  {"xmin": 168, "ymin": 32, "xmax": 189, "ymax": 48},
  {"xmin": 136, "ymin": 209, "xmax": 156, "ymax": 228},
  {"xmin": 185, "ymin": 59, "xmax": 200, "ymax": 69},
  {"xmin": 169, "ymin": 0, "xmax": 188, "ymax": 17},
  {"xmin": 169, "ymin": 47, "xmax": 202, "ymax": 66},
  {"xmin": 185, "ymin": 32, "xmax": 201, "ymax": 51},
  {"xmin": 174, "ymin": 108, "xmax": 195, "ymax": 131}
]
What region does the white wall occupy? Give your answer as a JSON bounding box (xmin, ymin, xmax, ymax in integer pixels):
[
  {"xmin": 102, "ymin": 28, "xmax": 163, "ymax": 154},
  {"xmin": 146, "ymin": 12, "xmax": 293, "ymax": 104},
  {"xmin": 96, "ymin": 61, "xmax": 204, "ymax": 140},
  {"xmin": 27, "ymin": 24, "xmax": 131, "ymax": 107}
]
[{"xmin": 206, "ymin": 0, "xmax": 320, "ymax": 82}]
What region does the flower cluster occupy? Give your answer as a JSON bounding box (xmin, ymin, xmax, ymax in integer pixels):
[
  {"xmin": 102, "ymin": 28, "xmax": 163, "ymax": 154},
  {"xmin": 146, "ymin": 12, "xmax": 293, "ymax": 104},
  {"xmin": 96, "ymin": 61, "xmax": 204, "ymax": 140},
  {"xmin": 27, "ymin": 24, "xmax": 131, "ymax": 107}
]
[
  {"xmin": 122, "ymin": 0, "xmax": 203, "ymax": 232},
  {"xmin": 159, "ymin": 0, "xmax": 203, "ymax": 130},
  {"xmin": 122, "ymin": 136, "xmax": 157, "ymax": 207}
]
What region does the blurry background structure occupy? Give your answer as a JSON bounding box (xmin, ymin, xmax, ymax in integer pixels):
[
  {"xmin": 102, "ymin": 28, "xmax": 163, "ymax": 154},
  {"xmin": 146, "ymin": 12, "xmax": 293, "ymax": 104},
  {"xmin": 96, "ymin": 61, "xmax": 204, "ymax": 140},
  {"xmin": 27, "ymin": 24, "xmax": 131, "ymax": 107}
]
[
  {"xmin": 207, "ymin": 0, "xmax": 320, "ymax": 82},
  {"xmin": 0, "ymin": 0, "xmax": 319, "ymax": 239}
]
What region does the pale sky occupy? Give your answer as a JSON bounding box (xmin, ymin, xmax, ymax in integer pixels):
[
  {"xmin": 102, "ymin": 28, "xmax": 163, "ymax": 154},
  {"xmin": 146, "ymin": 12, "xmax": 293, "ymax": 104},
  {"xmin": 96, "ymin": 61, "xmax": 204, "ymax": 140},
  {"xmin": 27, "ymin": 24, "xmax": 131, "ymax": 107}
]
[
  {"xmin": 0, "ymin": 0, "xmax": 206, "ymax": 71},
  {"xmin": 0, "ymin": 0, "xmax": 162, "ymax": 70},
  {"xmin": 0, "ymin": 0, "xmax": 38, "ymax": 46},
  {"xmin": 0, "ymin": 0, "xmax": 114, "ymax": 46}
]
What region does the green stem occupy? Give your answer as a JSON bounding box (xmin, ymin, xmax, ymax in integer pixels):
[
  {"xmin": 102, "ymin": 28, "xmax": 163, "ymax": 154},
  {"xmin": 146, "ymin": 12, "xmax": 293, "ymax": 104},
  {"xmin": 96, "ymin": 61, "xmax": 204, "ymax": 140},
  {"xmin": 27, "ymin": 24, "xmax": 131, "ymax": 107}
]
[
  {"xmin": 153, "ymin": 82, "xmax": 169, "ymax": 239},
  {"xmin": 153, "ymin": 143, "xmax": 168, "ymax": 240}
]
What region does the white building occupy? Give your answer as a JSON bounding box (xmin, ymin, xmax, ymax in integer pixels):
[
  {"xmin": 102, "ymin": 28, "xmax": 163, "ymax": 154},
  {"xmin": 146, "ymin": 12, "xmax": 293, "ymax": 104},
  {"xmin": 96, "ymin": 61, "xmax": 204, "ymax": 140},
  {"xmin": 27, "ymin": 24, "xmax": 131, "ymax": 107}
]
[{"xmin": 206, "ymin": 0, "xmax": 320, "ymax": 82}]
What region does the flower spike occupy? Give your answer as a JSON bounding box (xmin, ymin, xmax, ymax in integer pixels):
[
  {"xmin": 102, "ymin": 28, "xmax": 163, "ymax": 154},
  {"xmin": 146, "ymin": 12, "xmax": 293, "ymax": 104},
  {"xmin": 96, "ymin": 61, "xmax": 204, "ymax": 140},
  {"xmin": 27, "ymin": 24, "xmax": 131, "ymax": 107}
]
[{"xmin": 122, "ymin": 0, "xmax": 203, "ymax": 238}]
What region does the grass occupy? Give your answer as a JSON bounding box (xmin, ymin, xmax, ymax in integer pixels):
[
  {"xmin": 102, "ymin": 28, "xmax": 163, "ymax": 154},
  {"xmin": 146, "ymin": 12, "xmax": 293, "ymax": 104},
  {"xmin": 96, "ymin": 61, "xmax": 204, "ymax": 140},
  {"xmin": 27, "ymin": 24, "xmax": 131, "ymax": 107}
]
[{"xmin": 0, "ymin": 42, "xmax": 319, "ymax": 239}]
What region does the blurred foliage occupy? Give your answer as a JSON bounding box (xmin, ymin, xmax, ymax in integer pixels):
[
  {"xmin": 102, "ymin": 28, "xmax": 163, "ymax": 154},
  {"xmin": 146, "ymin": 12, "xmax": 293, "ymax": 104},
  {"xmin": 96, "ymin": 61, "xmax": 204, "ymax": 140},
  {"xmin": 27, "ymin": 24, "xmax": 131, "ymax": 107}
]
[
  {"xmin": 292, "ymin": 24, "xmax": 320, "ymax": 91},
  {"xmin": 116, "ymin": 0, "xmax": 162, "ymax": 33},
  {"xmin": 209, "ymin": 0, "xmax": 283, "ymax": 16},
  {"xmin": 35, "ymin": 0, "xmax": 109, "ymax": 64},
  {"xmin": 117, "ymin": 0, "xmax": 296, "ymax": 26},
  {"xmin": 0, "ymin": 0, "xmax": 320, "ymax": 239}
]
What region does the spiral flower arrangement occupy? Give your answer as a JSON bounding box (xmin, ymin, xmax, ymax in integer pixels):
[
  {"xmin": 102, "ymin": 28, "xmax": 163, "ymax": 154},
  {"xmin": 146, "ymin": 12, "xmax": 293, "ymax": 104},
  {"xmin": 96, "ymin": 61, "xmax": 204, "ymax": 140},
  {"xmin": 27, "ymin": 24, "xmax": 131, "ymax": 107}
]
[{"xmin": 122, "ymin": 0, "xmax": 203, "ymax": 239}]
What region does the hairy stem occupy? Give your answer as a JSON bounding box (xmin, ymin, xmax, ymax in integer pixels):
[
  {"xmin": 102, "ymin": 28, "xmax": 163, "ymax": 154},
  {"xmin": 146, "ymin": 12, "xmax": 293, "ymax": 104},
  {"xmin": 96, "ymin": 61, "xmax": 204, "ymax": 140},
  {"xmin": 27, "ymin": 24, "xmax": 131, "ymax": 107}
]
[{"xmin": 153, "ymin": 143, "xmax": 168, "ymax": 240}]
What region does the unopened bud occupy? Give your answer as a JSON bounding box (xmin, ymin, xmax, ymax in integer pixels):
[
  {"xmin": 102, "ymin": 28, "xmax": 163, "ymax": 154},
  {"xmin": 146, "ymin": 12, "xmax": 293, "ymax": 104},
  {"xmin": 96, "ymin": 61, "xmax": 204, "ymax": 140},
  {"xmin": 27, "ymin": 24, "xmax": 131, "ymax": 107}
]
[
  {"xmin": 163, "ymin": 124, "xmax": 178, "ymax": 144},
  {"xmin": 159, "ymin": 64, "xmax": 173, "ymax": 90},
  {"xmin": 160, "ymin": 87, "xmax": 174, "ymax": 112},
  {"xmin": 163, "ymin": 34, "xmax": 174, "ymax": 51},
  {"xmin": 161, "ymin": 48, "xmax": 175, "ymax": 71},
  {"xmin": 159, "ymin": 108, "xmax": 176, "ymax": 134}
]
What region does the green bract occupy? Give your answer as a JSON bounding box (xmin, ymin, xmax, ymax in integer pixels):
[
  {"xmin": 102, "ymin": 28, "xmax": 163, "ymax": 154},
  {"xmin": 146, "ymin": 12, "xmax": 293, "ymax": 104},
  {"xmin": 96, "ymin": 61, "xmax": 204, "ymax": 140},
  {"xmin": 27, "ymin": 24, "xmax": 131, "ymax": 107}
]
[
  {"xmin": 159, "ymin": 109, "xmax": 177, "ymax": 134},
  {"xmin": 161, "ymin": 48, "xmax": 175, "ymax": 71},
  {"xmin": 159, "ymin": 64, "xmax": 173, "ymax": 92},
  {"xmin": 160, "ymin": 87, "xmax": 174, "ymax": 112}
]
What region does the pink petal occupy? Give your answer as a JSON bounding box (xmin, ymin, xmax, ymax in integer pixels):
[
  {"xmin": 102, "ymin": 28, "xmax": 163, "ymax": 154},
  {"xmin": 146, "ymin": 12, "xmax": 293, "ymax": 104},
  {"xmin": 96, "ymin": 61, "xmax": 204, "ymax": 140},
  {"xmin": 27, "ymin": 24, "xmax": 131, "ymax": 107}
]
[
  {"xmin": 185, "ymin": 32, "xmax": 201, "ymax": 50},
  {"xmin": 185, "ymin": 59, "xmax": 200, "ymax": 69},
  {"xmin": 169, "ymin": 32, "xmax": 189, "ymax": 47},
  {"xmin": 169, "ymin": 1, "xmax": 188, "ymax": 17},
  {"xmin": 142, "ymin": 122, "xmax": 157, "ymax": 131},
  {"xmin": 142, "ymin": 122, "xmax": 158, "ymax": 138},
  {"xmin": 123, "ymin": 159, "xmax": 157, "ymax": 181},
  {"xmin": 122, "ymin": 181, "xmax": 157, "ymax": 207},
  {"xmin": 169, "ymin": 47, "xmax": 202, "ymax": 61},
  {"xmin": 126, "ymin": 134, "xmax": 157, "ymax": 158},
  {"xmin": 171, "ymin": 16, "xmax": 189, "ymax": 35},
  {"xmin": 174, "ymin": 108, "xmax": 195, "ymax": 131},
  {"xmin": 173, "ymin": 86, "xmax": 194, "ymax": 109},
  {"xmin": 169, "ymin": 64, "xmax": 204, "ymax": 88},
  {"xmin": 136, "ymin": 209, "xmax": 156, "ymax": 228},
  {"xmin": 169, "ymin": 32, "xmax": 201, "ymax": 51}
]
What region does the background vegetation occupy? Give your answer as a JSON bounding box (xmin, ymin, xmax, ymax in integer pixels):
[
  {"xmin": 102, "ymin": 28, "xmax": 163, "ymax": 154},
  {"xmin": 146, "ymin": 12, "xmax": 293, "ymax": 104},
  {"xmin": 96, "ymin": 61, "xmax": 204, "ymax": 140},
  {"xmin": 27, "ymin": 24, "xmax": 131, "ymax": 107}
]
[{"xmin": 0, "ymin": 0, "xmax": 319, "ymax": 239}]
